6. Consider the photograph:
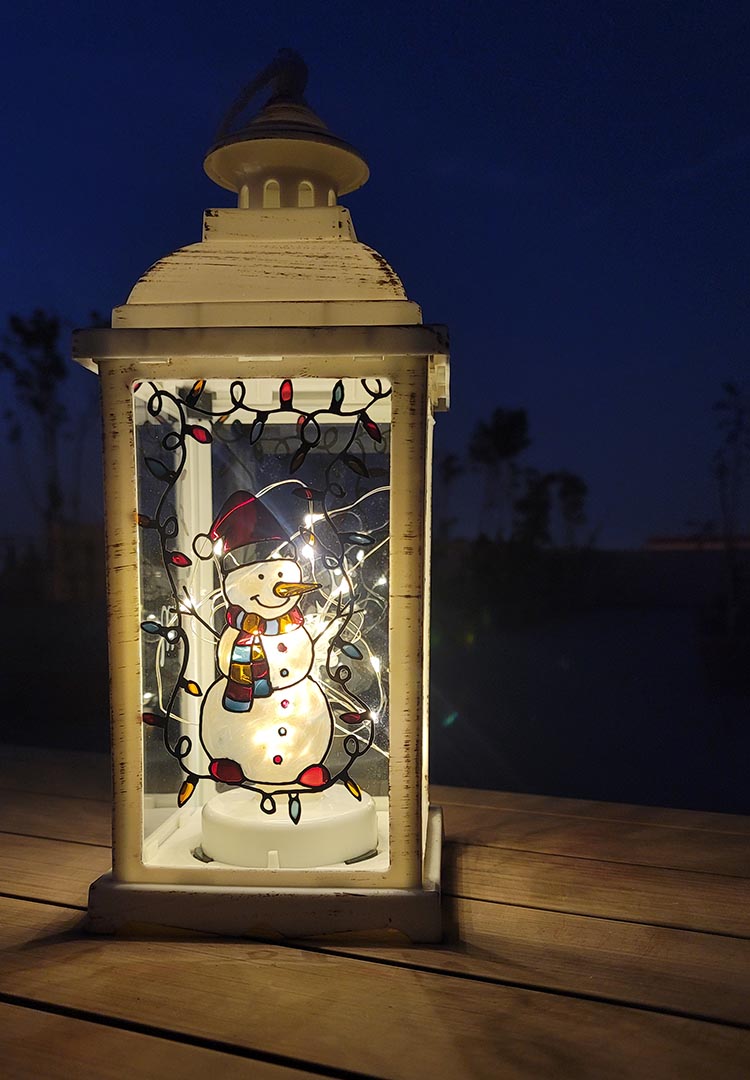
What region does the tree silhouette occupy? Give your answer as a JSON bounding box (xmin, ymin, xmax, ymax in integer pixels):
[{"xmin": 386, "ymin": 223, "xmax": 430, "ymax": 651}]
[
  {"xmin": 469, "ymin": 407, "xmax": 531, "ymax": 540},
  {"xmin": 0, "ymin": 310, "xmax": 68, "ymax": 531},
  {"xmin": 511, "ymin": 469, "xmax": 588, "ymax": 549},
  {"xmin": 512, "ymin": 467, "xmax": 551, "ymax": 547},
  {"xmin": 713, "ymin": 381, "xmax": 750, "ymax": 542},
  {"xmin": 439, "ymin": 451, "xmax": 464, "ymax": 488},
  {"xmin": 711, "ymin": 381, "xmax": 750, "ymax": 635},
  {"xmin": 554, "ymin": 470, "xmax": 588, "ymax": 548},
  {"xmin": 435, "ymin": 452, "xmax": 464, "ymax": 538}
]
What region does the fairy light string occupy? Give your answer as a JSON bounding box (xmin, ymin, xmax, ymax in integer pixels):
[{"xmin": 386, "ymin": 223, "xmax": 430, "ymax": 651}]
[{"xmin": 135, "ymin": 376, "xmax": 391, "ymax": 814}]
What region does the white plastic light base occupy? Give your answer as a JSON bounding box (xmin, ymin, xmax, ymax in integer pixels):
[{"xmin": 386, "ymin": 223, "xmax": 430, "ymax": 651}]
[
  {"xmin": 86, "ymin": 806, "xmax": 443, "ymax": 942},
  {"xmin": 201, "ymin": 786, "xmax": 378, "ymax": 868}
]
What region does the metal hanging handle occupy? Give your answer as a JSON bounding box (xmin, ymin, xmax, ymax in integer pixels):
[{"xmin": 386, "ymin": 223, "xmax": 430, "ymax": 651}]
[{"xmin": 215, "ymin": 48, "xmax": 309, "ymax": 143}]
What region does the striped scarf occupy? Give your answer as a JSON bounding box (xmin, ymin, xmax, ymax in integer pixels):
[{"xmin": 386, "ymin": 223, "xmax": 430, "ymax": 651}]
[{"xmin": 222, "ymin": 603, "xmax": 304, "ymax": 713}]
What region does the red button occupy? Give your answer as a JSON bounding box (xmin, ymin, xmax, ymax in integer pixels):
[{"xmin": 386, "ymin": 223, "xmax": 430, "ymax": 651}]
[{"xmin": 273, "ymin": 754, "xmax": 283, "ymax": 765}]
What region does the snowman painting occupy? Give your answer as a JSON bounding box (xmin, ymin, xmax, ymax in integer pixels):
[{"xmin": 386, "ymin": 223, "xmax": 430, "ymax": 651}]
[
  {"xmin": 135, "ymin": 376, "xmax": 388, "ymax": 866},
  {"xmin": 199, "ymin": 489, "xmax": 343, "ymax": 823}
]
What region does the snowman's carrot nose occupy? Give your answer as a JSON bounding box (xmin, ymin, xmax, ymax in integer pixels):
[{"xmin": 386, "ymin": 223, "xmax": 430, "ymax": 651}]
[{"xmin": 273, "ymin": 580, "xmax": 320, "ymax": 598}]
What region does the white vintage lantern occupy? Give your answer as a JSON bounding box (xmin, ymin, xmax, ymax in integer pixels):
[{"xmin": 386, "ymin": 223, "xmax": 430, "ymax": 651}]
[{"xmin": 75, "ymin": 51, "xmax": 449, "ymax": 940}]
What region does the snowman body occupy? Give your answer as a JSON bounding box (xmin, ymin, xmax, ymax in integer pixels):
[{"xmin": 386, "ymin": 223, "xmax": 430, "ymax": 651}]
[{"xmin": 199, "ymin": 556, "xmax": 334, "ymax": 789}]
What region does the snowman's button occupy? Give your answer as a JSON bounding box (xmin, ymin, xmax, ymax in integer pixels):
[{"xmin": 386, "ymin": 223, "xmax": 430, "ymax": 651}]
[
  {"xmin": 278, "ymin": 727, "xmax": 287, "ymax": 736},
  {"xmin": 281, "ymin": 699, "xmax": 290, "ymax": 708},
  {"xmin": 280, "ymin": 668, "xmax": 289, "ymax": 677},
  {"xmin": 273, "ymin": 754, "xmax": 283, "ymax": 765},
  {"xmin": 277, "ymin": 642, "xmax": 288, "ymax": 653}
]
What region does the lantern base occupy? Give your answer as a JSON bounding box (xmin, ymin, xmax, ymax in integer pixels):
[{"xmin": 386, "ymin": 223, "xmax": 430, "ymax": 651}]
[
  {"xmin": 86, "ymin": 807, "xmax": 443, "ymax": 942},
  {"xmin": 201, "ymin": 785, "xmax": 379, "ymax": 868}
]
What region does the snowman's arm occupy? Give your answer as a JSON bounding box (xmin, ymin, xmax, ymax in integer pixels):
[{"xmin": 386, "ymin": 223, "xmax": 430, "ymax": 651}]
[
  {"xmin": 217, "ymin": 625, "xmax": 240, "ymax": 676},
  {"xmin": 312, "ymin": 614, "xmax": 348, "ymax": 658}
]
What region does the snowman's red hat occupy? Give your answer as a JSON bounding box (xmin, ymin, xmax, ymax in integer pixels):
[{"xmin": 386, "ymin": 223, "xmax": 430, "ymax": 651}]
[{"xmin": 209, "ymin": 490, "xmax": 291, "ymax": 566}]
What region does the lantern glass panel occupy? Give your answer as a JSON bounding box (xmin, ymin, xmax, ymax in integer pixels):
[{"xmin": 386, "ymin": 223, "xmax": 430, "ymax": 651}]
[{"xmin": 133, "ymin": 375, "xmax": 392, "ymax": 870}]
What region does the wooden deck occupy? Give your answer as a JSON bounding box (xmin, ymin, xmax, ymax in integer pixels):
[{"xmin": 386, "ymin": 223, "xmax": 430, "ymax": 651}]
[{"xmin": 0, "ymin": 746, "xmax": 748, "ymax": 1078}]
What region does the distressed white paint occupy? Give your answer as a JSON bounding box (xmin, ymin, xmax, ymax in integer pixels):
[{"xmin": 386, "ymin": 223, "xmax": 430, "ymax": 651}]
[{"xmin": 116, "ymin": 207, "xmax": 419, "ymax": 321}]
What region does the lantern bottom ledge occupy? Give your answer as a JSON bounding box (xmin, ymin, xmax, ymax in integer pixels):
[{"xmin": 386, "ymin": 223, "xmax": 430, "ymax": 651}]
[{"xmin": 86, "ymin": 806, "xmax": 443, "ymax": 942}]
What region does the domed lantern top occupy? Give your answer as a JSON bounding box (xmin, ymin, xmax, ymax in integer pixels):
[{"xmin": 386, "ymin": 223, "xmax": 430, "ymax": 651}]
[
  {"xmin": 204, "ymin": 49, "xmax": 370, "ymax": 208},
  {"xmin": 106, "ymin": 48, "xmax": 429, "ymax": 337}
]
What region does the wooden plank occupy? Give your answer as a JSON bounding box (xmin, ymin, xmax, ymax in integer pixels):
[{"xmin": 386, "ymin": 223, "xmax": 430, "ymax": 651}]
[
  {"xmin": 310, "ymin": 898, "xmax": 750, "ymax": 1026},
  {"xmin": 1, "ymin": 897, "xmax": 749, "ymax": 1080},
  {"xmin": 0, "ymin": 1001, "xmax": 321, "ymax": 1080},
  {"xmin": 0, "ymin": 790, "xmax": 111, "ymax": 847},
  {"xmin": 0, "ymin": 747, "xmax": 111, "ymax": 801},
  {"xmin": 447, "ymin": 842, "xmax": 750, "ymax": 937},
  {"xmin": 3, "ymin": 833, "xmax": 749, "ymax": 1025},
  {"xmin": 0, "ymin": 833, "xmax": 110, "ymax": 907},
  {"xmin": 3, "ymin": 762, "xmax": 748, "ymax": 1024},
  {"xmin": 441, "ymin": 802, "xmax": 750, "ymax": 878},
  {"xmin": 5, "ymin": 820, "xmax": 750, "ymax": 943},
  {"xmin": 3, "ymin": 783, "xmax": 748, "ymax": 892},
  {"xmin": 432, "ymin": 785, "xmax": 750, "ymax": 836}
]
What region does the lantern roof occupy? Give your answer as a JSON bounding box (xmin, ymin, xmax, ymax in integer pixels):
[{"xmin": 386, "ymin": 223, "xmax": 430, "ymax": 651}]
[
  {"xmin": 109, "ymin": 51, "xmax": 422, "ymax": 332},
  {"xmin": 204, "ymin": 49, "xmax": 369, "ymax": 198}
]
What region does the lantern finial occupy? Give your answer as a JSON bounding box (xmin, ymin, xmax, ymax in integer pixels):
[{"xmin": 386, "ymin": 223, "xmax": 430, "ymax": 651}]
[
  {"xmin": 214, "ymin": 49, "xmax": 309, "ymax": 144},
  {"xmin": 204, "ymin": 51, "xmax": 369, "ymax": 203}
]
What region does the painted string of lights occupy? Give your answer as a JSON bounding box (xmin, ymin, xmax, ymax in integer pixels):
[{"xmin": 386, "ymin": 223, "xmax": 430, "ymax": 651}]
[{"xmin": 136, "ymin": 376, "xmax": 391, "ymax": 823}]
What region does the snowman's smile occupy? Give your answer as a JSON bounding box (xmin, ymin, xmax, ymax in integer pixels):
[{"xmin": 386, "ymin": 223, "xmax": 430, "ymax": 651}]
[{"xmin": 250, "ymin": 595, "xmax": 289, "ymax": 610}]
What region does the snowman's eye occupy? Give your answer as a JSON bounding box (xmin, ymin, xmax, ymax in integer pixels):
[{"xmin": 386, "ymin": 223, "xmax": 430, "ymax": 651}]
[
  {"xmin": 258, "ymin": 573, "xmax": 264, "ymax": 580},
  {"xmin": 278, "ymin": 571, "xmax": 283, "ymax": 578}
]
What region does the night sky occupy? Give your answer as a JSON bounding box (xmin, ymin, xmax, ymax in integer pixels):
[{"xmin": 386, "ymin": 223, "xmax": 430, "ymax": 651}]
[{"xmin": 3, "ymin": 1, "xmax": 750, "ymax": 547}]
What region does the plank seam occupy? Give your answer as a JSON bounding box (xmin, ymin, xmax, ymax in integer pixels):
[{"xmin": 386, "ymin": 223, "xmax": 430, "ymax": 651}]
[
  {"xmin": 6, "ymin": 825, "xmax": 748, "ymax": 884},
  {"xmin": 444, "ymin": 891, "xmax": 750, "ymax": 940},
  {"xmin": 0, "ymin": 828, "xmax": 110, "ymax": 850},
  {"xmin": 445, "ymin": 840, "xmax": 750, "ymax": 880},
  {"xmin": 286, "ymin": 941, "xmax": 750, "ymax": 1031},
  {"xmin": 0, "ymin": 786, "xmax": 111, "ymax": 805},
  {"xmin": 3, "ymin": 896, "xmax": 749, "ymax": 1030},
  {"xmin": 0, "ymin": 891, "xmax": 86, "ymax": 912},
  {"xmin": 0, "ymin": 990, "xmax": 383, "ymax": 1080},
  {"xmin": 437, "ymin": 800, "xmax": 750, "ymax": 837}
]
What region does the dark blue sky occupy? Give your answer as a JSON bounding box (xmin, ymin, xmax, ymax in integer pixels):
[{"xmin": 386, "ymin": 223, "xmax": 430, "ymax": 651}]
[{"xmin": 3, "ymin": 1, "xmax": 750, "ymax": 546}]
